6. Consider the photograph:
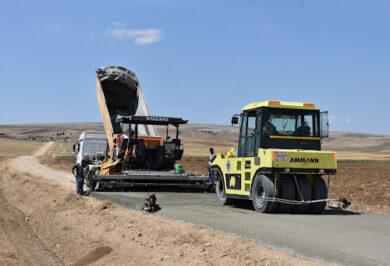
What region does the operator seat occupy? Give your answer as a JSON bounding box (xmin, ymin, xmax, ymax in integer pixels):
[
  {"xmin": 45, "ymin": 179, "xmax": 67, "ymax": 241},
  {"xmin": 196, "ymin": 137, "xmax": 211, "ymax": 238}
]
[
  {"xmin": 171, "ymin": 138, "xmax": 184, "ymax": 160},
  {"xmin": 134, "ymin": 140, "xmax": 148, "ymax": 165},
  {"xmin": 295, "ymin": 124, "xmax": 311, "ymax": 136}
]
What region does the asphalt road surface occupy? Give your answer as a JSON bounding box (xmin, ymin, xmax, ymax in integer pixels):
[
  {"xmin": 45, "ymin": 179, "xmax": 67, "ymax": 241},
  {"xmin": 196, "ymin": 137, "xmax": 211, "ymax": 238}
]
[{"xmin": 93, "ymin": 189, "xmax": 390, "ymax": 266}]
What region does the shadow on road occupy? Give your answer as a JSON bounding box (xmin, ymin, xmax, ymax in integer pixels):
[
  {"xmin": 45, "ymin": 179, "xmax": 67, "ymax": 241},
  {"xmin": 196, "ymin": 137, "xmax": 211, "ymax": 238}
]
[
  {"xmin": 320, "ymin": 209, "xmax": 361, "ymax": 216},
  {"xmin": 227, "ymin": 200, "xmax": 361, "ymax": 215},
  {"xmin": 93, "ymin": 186, "xmax": 361, "ymax": 216},
  {"xmin": 95, "ymin": 184, "xmax": 214, "ymax": 194}
]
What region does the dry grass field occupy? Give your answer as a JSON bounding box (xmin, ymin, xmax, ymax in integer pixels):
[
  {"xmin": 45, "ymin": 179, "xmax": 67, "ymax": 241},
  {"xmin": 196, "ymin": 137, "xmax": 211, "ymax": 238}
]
[
  {"xmin": 0, "ymin": 138, "xmax": 41, "ymax": 158},
  {"xmin": 0, "ymin": 123, "xmax": 104, "ymax": 141},
  {"xmin": 323, "ymin": 132, "xmax": 390, "ymax": 160},
  {"xmin": 38, "ymin": 140, "xmax": 75, "ymax": 172}
]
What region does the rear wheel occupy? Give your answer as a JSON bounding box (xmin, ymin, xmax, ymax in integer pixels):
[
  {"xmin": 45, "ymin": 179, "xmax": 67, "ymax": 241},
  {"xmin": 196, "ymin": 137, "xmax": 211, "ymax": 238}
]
[
  {"xmin": 215, "ymin": 169, "xmax": 232, "ymax": 206},
  {"xmin": 85, "ymin": 176, "xmax": 95, "ymax": 192},
  {"xmin": 310, "ymin": 176, "xmax": 328, "ymax": 214},
  {"xmin": 251, "ymin": 174, "xmax": 276, "ymax": 213},
  {"xmin": 293, "ymin": 176, "xmax": 312, "ymax": 213},
  {"xmin": 279, "ymin": 177, "xmax": 296, "ymax": 213}
]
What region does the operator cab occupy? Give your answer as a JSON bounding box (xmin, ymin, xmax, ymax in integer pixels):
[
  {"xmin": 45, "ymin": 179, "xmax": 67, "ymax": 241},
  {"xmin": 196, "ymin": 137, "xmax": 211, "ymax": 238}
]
[
  {"xmin": 232, "ymin": 101, "xmax": 329, "ymax": 157},
  {"xmin": 116, "ymin": 115, "xmax": 187, "ymax": 170}
]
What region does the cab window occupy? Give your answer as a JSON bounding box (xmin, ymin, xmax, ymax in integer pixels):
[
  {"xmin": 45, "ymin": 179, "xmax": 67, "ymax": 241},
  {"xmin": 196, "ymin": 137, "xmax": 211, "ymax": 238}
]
[
  {"xmin": 263, "ymin": 109, "xmax": 319, "ymax": 137},
  {"xmin": 239, "ymin": 111, "xmax": 258, "ymax": 156}
]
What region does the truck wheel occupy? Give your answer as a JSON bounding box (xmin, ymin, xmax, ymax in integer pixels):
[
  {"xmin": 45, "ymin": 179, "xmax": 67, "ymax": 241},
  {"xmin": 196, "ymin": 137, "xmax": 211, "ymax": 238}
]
[
  {"xmin": 90, "ymin": 182, "xmax": 97, "ymax": 191},
  {"xmin": 293, "ymin": 176, "xmax": 312, "ymax": 213},
  {"xmin": 279, "ymin": 177, "xmax": 296, "ymax": 213},
  {"xmin": 310, "ymin": 176, "xmax": 328, "ymax": 214},
  {"xmin": 215, "ymin": 170, "xmax": 231, "ymax": 206},
  {"xmin": 83, "ymin": 189, "xmax": 91, "ymax": 196},
  {"xmin": 85, "ymin": 176, "xmax": 94, "ymax": 191},
  {"xmin": 94, "ymin": 182, "xmax": 101, "ymax": 191},
  {"xmin": 87, "ymin": 168, "xmax": 100, "ymax": 192},
  {"xmin": 251, "ymin": 174, "xmax": 276, "ymax": 213}
]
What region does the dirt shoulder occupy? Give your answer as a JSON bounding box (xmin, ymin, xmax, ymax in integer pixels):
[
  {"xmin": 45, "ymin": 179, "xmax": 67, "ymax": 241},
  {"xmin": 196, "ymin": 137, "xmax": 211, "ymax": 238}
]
[{"xmin": 1, "ymin": 149, "xmax": 316, "ymax": 265}]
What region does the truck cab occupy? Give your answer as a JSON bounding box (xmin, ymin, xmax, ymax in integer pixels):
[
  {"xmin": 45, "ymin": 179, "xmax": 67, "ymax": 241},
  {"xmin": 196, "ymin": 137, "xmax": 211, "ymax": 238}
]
[
  {"xmin": 211, "ymin": 100, "xmax": 337, "ymax": 214},
  {"xmin": 73, "ymin": 132, "xmax": 108, "ymax": 166}
]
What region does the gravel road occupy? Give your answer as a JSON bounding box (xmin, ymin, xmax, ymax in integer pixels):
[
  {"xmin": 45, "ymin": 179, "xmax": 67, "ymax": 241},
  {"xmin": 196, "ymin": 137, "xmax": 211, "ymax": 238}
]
[{"xmin": 9, "ymin": 142, "xmax": 73, "ymax": 186}]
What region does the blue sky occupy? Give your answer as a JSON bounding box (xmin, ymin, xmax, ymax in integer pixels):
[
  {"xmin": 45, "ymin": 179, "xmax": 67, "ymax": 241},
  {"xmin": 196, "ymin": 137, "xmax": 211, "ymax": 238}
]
[{"xmin": 0, "ymin": 0, "xmax": 389, "ymax": 134}]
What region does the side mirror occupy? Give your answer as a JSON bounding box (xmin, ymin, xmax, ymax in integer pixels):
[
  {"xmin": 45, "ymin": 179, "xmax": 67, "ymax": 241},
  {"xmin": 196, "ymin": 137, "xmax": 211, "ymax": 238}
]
[
  {"xmin": 231, "ymin": 115, "xmax": 239, "ymax": 125},
  {"xmin": 72, "ymin": 144, "xmax": 76, "ymax": 153}
]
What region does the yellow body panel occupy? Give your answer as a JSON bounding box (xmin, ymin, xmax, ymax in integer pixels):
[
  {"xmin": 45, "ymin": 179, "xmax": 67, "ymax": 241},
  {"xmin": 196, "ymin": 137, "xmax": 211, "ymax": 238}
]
[
  {"xmin": 270, "ymin": 135, "xmax": 321, "ymax": 140},
  {"xmin": 100, "ymin": 158, "xmax": 122, "ymax": 175},
  {"xmin": 243, "ymin": 100, "xmax": 316, "ymax": 111},
  {"xmin": 211, "ymin": 148, "xmax": 336, "ymax": 197}
]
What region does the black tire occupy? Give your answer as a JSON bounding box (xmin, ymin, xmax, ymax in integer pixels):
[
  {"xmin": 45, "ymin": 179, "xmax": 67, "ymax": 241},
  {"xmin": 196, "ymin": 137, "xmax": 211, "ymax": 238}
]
[
  {"xmin": 293, "ymin": 176, "xmax": 312, "ymax": 213},
  {"xmin": 85, "ymin": 177, "xmax": 94, "ymax": 190},
  {"xmin": 310, "ymin": 176, "xmax": 328, "ymax": 214},
  {"xmin": 215, "ymin": 170, "xmax": 232, "ymax": 206},
  {"xmin": 251, "ymin": 174, "xmax": 276, "ymax": 213},
  {"xmin": 94, "ymin": 182, "xmax": 101, "ymax": 191},
  {"xmin": 279, "ymin": 177, "xmax": 296, "ymax": 213}
]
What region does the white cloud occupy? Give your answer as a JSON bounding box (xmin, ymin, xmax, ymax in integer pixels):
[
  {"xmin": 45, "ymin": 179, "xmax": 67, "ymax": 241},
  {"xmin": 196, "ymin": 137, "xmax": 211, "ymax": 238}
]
[
  {"xmin": 87, "ymin": 23, "xmax": 163, "ymax": 45},
  {"xmin": 112, "ymin": 21, "xmax": 127, "ymax": 27},
  {"xmin": 87, "ymin": 32, "xmax": 104, "ymax": 39},
  {"xmin": 109, "ymin": 28, "xmax": 163, "ymax": 45},
  {"xmin": 329, "ymin": 115, "xmax": 352, "ymax": 125},
  {"xmin": 45, "ymin": 24, "xmax": 62, "ymax": 32}
]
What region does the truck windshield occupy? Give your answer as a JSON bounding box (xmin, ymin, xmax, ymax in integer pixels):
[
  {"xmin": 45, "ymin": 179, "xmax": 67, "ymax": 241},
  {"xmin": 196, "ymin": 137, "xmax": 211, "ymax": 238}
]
[
  {"xmin": 262, "ymin": 108, "xmax": 320, "ymax": 137},
  {"xmin": 83, "ymin": 134, "xmax": 107, "ymax": 156}
]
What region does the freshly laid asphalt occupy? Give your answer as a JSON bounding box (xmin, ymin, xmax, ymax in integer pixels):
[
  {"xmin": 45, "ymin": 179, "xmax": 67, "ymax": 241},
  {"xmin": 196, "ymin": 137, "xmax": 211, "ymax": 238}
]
[{"xmin": 92, "ymin": 189, "xmax": 390, "ymax": 265}]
